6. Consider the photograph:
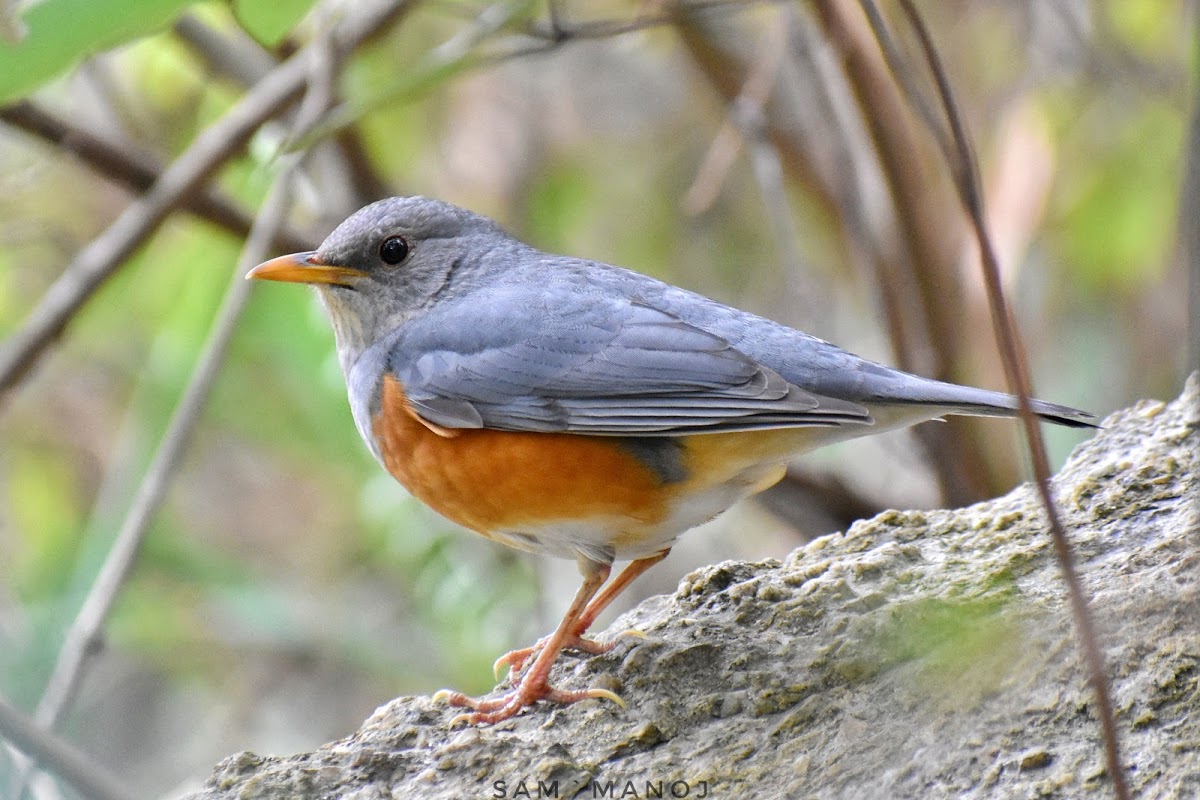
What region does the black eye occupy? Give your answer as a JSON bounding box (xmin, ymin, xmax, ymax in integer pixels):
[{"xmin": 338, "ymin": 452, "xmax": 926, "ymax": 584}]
[{"xmin": 379, "ymin": 235, "xmax": 409, "ymax": 265}]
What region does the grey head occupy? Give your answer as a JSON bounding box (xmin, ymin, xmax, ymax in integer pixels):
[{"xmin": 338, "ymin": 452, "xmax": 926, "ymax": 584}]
[{"xmin": 247, "ymin": 196, "xmax": 516, "ymax": 372}]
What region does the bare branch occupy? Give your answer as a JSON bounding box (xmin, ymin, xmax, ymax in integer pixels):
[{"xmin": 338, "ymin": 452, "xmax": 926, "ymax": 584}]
[
  {"xmin": 0, "ymin": 73, "xmax": 304, "ymax": 400},
  {"xmin": 20, "ymin": 0, "xmax": 359, "ymax": 740},
  {"xmin": 759, "ymin": 468, "xmax": 887, "ymax": 540},
  {"xmin": 682, "ymin": 10, "xmax": 788, "ymax": 214},
  {"xmin": 892, "ymin": 3, "xmax": 1130, "ymax": 797},
  {"xmin": 521, "ymin": 0, "xmax": 783, "ymax": 42},
  {"xmin": 6, "ymin": 4, "xmax": 414, "ymax": 797},
  {"xmin": 176, "ymin": 12, "xmax": 393, "ymax": 212},
  {"xmin": 854, "ymin": 0, "xmax": 954, "ymax": 170},
  {"xmin": 9, "ymin": 158, "xmax": 299, "ymax": 800},
  {"xmin": 0, "ymin": 100, "xmax": 315, "ymax": 253},
  {"xmin": 786, "ymin": 6, "xmax": 917, "ymax": 381},
  {"xmin": 812, "ymin": 0, "xmax": 998, "ymax": 505},
  {"xmin": 0, "ymin": 693, "xmax": 131, "ymax": 800},
  {"xmin": 174, "ymin": 12, "xmax": 275, "ymax": 87},
  {"xmin": 0, "ymin": 0, "xmax": 416, "ymax": 403}
]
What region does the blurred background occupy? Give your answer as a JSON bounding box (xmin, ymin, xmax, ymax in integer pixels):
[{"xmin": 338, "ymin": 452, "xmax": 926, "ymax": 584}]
[{"xmin": 0, "ymin": 0, "xmax": 1193, "ymax": 797}]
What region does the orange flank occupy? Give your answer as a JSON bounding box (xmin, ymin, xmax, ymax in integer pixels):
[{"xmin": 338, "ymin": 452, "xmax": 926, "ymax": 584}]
[
  {"xmin": 374, "ymin": 376, "xmax": 673, "ymax": 538},
  {"xmin": 373, "ymin": 377, "xmax": 816, "ymax": 549}
]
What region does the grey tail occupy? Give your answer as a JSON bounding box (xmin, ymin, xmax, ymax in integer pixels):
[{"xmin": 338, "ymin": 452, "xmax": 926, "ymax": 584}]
[
  {"xmin": 984, "ymin": 397, "xmax": 1098, "ymax": 429},
  {"xmin": 878, "ymin": 379, "xmax": 1099, "ymax": 429}
]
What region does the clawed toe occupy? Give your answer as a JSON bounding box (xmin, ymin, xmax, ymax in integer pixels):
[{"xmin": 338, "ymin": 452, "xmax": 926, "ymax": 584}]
[
  {"xmin": 437, "ymin": 680, "xmax": 625, "ymax": 726},
  {"xmin": 493, "ymin": 647, "xmax": 536, "ymax": 680},
  {"xmin": 493, "ymin": 633, "xmax": 616, "ymax": 680}
]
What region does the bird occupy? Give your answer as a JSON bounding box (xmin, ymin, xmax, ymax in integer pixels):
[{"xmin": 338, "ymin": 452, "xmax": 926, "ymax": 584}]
[{"xmin": 247, "ymin": 195, "xmax": 1095, "ymax": 726}]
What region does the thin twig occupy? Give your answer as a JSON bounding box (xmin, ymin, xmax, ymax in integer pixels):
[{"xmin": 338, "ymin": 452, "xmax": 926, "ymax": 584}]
[
  {"xmin": 0, "ymin": 101, "xmax": 315, "ymax": 253},
  {"xmin": 0, "ymin": 69, "xmax": 304, "ymax": 401},
  {"xmin": 812, "ymin": 0, "xmax": 991, "ymax": 505},
  {"xmin": 787, "ymin": 5, "xmax": 916, "ymax": 371},
  {"xmin": 0, "ymin": 0, "xmax": 414, "ymax": 403},
  {"xmin": 893, "ymin": 3, "xmax": 1130, "ymax": 798},
  {"xmin": 0, "ymin": 694, "xmax": 131, "ymax": 800},
  {"xmin": 544, "ymin": 0, "xmax": 565, "ymax": 39},
  {"xmin": 673, "ymin": 6, "xmax": 845, "ymax": 264},
  {"xmin": 521, "ymin": 0, "xmax": 780, "ymax": 42},
  {"xmin": 854, "ymin": 0, "xmax": 955, "ymax": 171},
  {"xmin": 174, "ymin": 12, "xmax": 276, "ymax": 87},
  {"xmin": 176, "ymin": 11, "xmax": 393, "ymax": 213},
  {"xmin": 302, "ymin": 0, "xmax": 779, "ymax": 145},
  {"xmin": 22, "ymin": 0, "xmax": 349, "ymax": 740},
  {"xmin": 683, "ymin": 9, "xmax": 788, "ymax": 214}
]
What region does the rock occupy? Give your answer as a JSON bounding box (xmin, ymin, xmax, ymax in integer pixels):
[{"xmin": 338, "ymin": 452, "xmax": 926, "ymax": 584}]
[{"xmin": 183, "ymin": 375, "xmax": 1200, "ymax": 799}]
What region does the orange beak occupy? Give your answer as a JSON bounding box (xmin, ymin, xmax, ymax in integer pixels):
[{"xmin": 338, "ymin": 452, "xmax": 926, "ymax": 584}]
[{"xmin": 246, "ymin": 251, "xmax": 367, "ymax": 287}]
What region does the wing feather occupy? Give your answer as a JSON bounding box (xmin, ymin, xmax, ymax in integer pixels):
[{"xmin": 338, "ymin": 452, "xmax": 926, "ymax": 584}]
[{"xmin": 384, "ymin": 289, "xmax": 870, "ymax": 435}]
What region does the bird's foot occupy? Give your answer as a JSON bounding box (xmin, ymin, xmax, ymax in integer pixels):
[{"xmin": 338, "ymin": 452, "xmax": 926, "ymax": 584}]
[
  {"xmin": 493, "ymin": 634, "xmax": 605, "ymax": 679},
  {"xmin": 493, "ymin": 628, "xmax": 647, "ymax": 679},
  {"xmin": 434, "ymin": 677, "xmax": 623, "ymax": 726}
]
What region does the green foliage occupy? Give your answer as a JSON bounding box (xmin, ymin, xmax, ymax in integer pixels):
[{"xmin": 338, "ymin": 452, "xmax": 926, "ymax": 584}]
[
  {"xmin": 233, "ymin": 0, "xmax": 318, "ymax": 47},
  {"xmin": 1105, "ymin": 0, "xmax": 1187, "ymax": 58},
  {"xmin": 0, "ymin": 0, "xmax": 196, "ymax": 104},
  {"xmin": 1053, "ymin": 100, "xmax": 1183, "ymax": 293},
  {"xmin": 863, "ymin": 595, "xmax": 1025, "ymax": 705},
  {"xmin": 7, "ymin": 450, "xmax": 84, "ymax": 600}
]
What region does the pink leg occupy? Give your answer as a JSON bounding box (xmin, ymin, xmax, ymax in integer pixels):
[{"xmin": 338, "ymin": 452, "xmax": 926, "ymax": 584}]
[
  {"xmin": 494, "ymin": 550, "xmax": 669, "ymax": 678},
  {"xmin": 435, "ymin": 557, "xmax": 620, "ymax": 725}
]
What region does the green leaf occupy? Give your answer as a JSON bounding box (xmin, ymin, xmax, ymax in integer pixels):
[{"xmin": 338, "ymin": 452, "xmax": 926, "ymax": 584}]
[
  {"xmin": 232, "ymin": 0, "xmax": 317, "ymax": 47},
  {"xmin": 1054, "ymin": 100, "xmax": 1182, "ymax": 292},
  {"xmin": 0, "ymin": 0, "xmax": 196, "ymax": 104}
]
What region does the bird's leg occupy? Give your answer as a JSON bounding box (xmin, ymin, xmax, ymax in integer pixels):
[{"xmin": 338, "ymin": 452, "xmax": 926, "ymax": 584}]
[
  {"xmin": 574, "ymin": 549, "xmax": 668, "ymax": 634},
  {"xmin": 436, "ymin": 557, "xmax": 621, "ymax": 725},
  {"xmin": 495, "ymin": 550, "xmax": 668, "ymax": 678}
]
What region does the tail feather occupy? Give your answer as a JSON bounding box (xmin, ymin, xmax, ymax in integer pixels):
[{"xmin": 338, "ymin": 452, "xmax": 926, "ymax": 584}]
[
  {"xmin": 960, "ymin": 397, "xmax": 1098, "ymax": 429},
  {"xmin": 870, "ymin": 377, "xmax": 1099, "ymax": 429}
]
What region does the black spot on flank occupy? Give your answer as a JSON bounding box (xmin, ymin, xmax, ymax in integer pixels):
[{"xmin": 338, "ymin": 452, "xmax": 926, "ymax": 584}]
[{"xmin": 616, "ymin": 437, "xmax": 688, "ymax": 485}]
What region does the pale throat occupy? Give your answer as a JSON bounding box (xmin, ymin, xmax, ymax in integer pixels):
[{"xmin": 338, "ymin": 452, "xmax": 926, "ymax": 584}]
[{"xmin": 317, "ymin": 287, "xmax": 372, "ymax": 376}]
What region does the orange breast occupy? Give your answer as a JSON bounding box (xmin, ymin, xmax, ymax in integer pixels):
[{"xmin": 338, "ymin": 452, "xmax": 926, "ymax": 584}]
[{"xmin": 372, "ymin": 376, "xmax": 673, "ymax": 537}]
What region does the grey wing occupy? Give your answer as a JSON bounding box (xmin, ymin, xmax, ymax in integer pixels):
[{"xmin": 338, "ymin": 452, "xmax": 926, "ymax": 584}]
[{"xmin": 385, "ymin": 289, "xmax": 871, "ymax": 435}]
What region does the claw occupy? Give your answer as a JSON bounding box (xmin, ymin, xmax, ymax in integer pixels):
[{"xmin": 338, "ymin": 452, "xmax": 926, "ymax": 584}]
[
  {"xmin": 493, "ymin": 633, "xmax": 617, "ymax": 681},
  {"xmin": 445, "ymin": 683, "xmax": 624, "ymax": 726},
  {"xmin": 493, "ymin": 646, "xmax": 535, "ymax": 680},
  {"xmin": 432, "ymin": 688, "xmax": 455, "ymax": 703},
  {"xmin": 577, "ymin": 687, "xmax": 625, "ymax": 708},
  {"xmin": 614, "ymin": 628, "xmax": 647, "ymax": 641}
]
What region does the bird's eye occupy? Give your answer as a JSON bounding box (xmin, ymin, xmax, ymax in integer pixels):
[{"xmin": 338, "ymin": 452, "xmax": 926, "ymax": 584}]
[{"xmin": 379, "ymin": 235, "xmax": 409, "ymax": 265}]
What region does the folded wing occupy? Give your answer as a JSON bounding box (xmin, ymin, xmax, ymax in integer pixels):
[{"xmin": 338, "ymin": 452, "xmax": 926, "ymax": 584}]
[{"xmin": 385, "ymin": 289, "xmax": 871, "ymax": 435}]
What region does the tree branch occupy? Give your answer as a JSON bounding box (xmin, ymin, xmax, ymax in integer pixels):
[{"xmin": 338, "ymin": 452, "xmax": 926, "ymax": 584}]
[
  {"xmin": 0, "ymin": 0, "xmax": 416, "ymax": 403},
  {"xmin": 0, "ymin": 100, "xmax": 315, "ymax": 253},
  {"xmin": 0, "ymin": 693, "xmax": 131, "ymax": 800},
  {"xmin": 812, "ymin": 0, "xmax": 999, "ymax": 505}
]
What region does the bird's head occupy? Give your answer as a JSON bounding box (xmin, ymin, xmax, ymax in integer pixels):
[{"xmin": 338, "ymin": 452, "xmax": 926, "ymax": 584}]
[{"xmin": 248, "ymin": 196, "xmax": 506, "ymax": 371}]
